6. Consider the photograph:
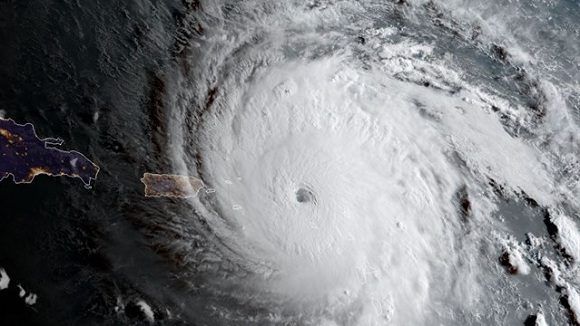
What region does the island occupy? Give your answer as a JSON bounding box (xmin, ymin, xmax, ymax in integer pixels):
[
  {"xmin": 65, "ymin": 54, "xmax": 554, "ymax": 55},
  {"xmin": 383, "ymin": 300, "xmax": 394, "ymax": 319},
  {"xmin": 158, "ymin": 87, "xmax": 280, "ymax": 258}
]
[
  {"xmin": 0, "ymin": 118, "xmax": 99, "ymax": 187},
  {"xmin": 141, "ymin": 173, "xmax": 204, "ymax": 198}
]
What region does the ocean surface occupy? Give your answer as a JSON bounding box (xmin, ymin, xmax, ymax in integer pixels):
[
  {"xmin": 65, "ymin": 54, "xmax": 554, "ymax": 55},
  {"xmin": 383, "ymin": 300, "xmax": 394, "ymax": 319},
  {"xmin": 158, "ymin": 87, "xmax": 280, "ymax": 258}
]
[{"xmin": 0, "ymin": 0, "xmax": 579, "ymax": 325}]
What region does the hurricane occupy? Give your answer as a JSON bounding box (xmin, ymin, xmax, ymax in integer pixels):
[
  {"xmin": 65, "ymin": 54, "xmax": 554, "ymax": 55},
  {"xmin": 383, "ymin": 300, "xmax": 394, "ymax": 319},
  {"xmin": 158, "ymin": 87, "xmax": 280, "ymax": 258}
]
[{"xmin": 134, "ymin": 0, "xmax": 579, "ymax": 324}]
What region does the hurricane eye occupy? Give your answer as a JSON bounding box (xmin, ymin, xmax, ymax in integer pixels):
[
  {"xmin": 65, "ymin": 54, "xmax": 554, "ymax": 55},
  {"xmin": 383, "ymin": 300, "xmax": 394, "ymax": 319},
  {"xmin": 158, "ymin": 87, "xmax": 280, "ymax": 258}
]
[{"xmin": 295, "ymin": 187, "xmax": 313, "ymax": 203}]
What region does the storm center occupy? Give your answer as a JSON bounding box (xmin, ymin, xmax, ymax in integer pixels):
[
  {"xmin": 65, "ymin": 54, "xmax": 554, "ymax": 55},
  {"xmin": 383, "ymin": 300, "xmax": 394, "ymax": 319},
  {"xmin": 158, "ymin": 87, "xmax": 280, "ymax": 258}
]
[{"xmin": 295, "ymin": 187, "xmax": 314, "ymax": 203}]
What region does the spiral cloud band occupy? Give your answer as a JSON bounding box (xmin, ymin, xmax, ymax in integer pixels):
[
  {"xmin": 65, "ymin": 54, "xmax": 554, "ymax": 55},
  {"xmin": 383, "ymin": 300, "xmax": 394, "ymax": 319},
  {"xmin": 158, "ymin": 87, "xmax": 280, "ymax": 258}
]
[{"xmin": 155, "ymin": 1, "xmax": 580, "ymax": 325}]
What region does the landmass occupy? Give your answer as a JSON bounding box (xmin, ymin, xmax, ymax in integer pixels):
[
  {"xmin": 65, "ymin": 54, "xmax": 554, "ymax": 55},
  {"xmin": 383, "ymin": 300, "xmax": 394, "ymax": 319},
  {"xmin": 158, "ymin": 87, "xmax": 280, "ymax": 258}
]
[
  {"xmin": 0, "ymin": 118, "xmax": 100, "ymax": 187},
  {"xmin": 141, "ymin": 173, "xmax": 204, "ymax": 198}
]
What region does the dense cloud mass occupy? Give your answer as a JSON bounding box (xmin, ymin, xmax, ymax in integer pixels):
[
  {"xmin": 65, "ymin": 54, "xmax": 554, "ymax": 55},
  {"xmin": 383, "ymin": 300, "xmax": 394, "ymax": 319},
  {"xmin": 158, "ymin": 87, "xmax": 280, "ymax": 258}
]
[
  {"xmin": 156, "ymin": 0, "xmax": 580, "ymax": 325},
  {"xmin": 1, "ymin": 0, "xmax": 579, "ymax": 325}
]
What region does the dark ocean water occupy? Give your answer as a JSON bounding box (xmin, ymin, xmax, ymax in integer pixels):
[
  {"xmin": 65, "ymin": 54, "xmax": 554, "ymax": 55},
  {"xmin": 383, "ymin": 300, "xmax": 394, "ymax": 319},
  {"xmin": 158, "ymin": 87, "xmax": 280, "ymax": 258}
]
[{"xmin": 0, "ymin": 0, "xmax": 579, "ymax": 325}]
